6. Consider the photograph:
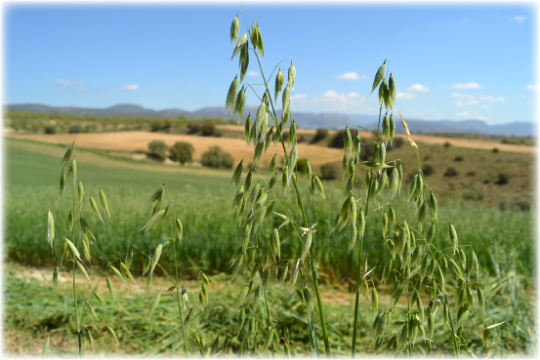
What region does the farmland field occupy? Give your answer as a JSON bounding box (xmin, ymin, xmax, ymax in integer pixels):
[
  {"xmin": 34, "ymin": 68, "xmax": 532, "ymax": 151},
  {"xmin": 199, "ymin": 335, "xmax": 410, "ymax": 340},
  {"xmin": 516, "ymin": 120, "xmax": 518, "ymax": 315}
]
[{"xmin": 3, "ymin": 136, "xmax": 536, "ymax": 356}]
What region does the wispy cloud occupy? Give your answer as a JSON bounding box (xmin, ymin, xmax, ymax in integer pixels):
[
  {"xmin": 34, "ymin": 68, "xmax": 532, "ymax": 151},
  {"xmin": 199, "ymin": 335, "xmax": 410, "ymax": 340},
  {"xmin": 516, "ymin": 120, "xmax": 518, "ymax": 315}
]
[
  {"xmin": 452, "ymin": 93, "xmax": 478, "ymax": 107},
  {"xmin": 455, "ymin": 111, "xmax": 487, "ymax": 121},
  {"xmin": 526, "ymin": 84, "xmax": 537, "ymax": 91},
  {"xmin": 407, "ymin": 83, "xmax": 430, "ymax": 93},
  {"xmin": 473, "ymin": 115, "xmax": 488, "ymax": 121},
  {"xmin": 455, "ymin": 111, "xmax": 470, "ymax": 117},
  {"xmin": 120, "ymin": 84, "xmax": 139, "ymax": 91},
  {"xmin": 290, "ymin": 90, "xmax": 365, "ymax": 110},
  {"xmin": 56, "ymin": 79, "xmax": 86, "ymax": 91},
  {"xmin": 510, "ymin": 16, "xmax": 526, "ymax": 24},
  {"xmin": 335, "ymin": 72, "xmax": 367, "ymax": 80},
  {"xmin": 450, "ymin": 82, "xmax": 482, "ymax": 89},
  {"xmin": 396, "ymin": 92, "xmax": 417, "ymax": 99},
  {"xmin": 247, "ymin": 71, "xmax": 259, "ymax": 77},
  {"xmin": 480, "ymin": 95, "xmax": 506, "ymax": 103}
]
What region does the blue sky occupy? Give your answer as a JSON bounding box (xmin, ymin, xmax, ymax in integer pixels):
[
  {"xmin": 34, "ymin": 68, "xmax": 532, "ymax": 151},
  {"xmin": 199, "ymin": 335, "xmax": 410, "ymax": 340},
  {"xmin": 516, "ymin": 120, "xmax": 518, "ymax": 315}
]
[{"xmin": 4, "ymin": 3, "xmax": 537, "ymax": 124}]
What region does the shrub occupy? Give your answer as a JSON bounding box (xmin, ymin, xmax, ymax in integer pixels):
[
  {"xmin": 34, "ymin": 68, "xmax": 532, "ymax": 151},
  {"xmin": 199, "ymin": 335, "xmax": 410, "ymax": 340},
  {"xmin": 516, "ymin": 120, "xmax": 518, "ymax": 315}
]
[
  {"xmin": 44, "ymin": 125, "xmax": 56, "ymax": 134},
  {"xmin": 454, "ymin": 155, "xmax": 464, "ymax": 161},
  {"xmin": 150, "ymin": 119, "xmax": 172, "ymax": 132},
  {"xmin": 463, "ymin": 186, "xmax": 484, "ymax": 201},
  {"xmin": 496, "ymin": 172, "xmax": 509, "ymax": 185},
  {"xmin": 492, "ymin": 147, "xmax": 499, "ymax": 153},
  {"xmin": 328, "ymin": 130, "xmax": 345, "ymax": 148},
  {"xmin": 201, "ymin": 123, "xmax": 216, "ymax": 136},
  {"xmin": 444, "ymin": 166, "xmax": 459, "ymax": 177},
  {"xmin": 188, "ymin": 122, "xmax": 204, "ymax": 134},
  {"xmin": 201, "ymin": 146, "xmax": 234, "ymax": 169},
  {"xmin": 421, "ymin": 163, "xmax": 436, "ymax": 176},
  {"xmin": 320, "ymin": 162, "xmax": 340, "ymax": 180},
  {"xmin": 466, "ymin": 171, "xmax": 476, "ymax": 176},
  {"xmin": 68, "ymin": 124, "xmax": 83, "ymax": 134},
  {"xmin": 390, "ymin": 137, "xmax": 405, "ymax": 149},
  {"xmin": 169, "ymin": 141, "xmax": 195, "ymax": 164},
  {"xmin": 148, "ymin": 140, "xmax": 169, "ymax": 161},
  {"xmin": 443, "ymin": 141, "xmax": 451, "ymax": 148},
  {"xmin": 311, "ymin": 128, "xmax": 329, "ymax": 143},
  {"xmin": 297, "ymin": 134, "xmax": 307, "ymax": 143}
]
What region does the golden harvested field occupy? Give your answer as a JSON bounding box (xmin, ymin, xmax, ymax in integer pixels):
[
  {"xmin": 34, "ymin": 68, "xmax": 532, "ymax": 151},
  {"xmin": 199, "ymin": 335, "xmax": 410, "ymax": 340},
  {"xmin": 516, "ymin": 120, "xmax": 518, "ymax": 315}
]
[{"xmin": 7, "ymin": 131, "xmax": 345, "ymax": 167}]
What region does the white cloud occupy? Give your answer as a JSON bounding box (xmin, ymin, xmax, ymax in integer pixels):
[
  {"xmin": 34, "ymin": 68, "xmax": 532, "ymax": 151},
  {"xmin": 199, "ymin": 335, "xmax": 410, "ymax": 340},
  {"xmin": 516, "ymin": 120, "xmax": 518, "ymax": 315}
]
[
  {"xmin": 56, "ymin": 79, "xmax": 86, "ymax": 91},
  {"xmin": 335, "ymin": 72, "xmax": 367, "ymax": 80},
  {"xmin": 482, "ymin": 105, "xmax": 489, "ymax": 109},
  {"xmin": 480, "ymin": 95, "xmax": 506, "ymax": 103},
  {"xmin": 452, "ymin": 93, "xmax": 478, "ymax": 107},
  {"xmin": 290, "ymin": 90, "xmax": 365, "ymax": 110},
  {"xmin": 407, "ymin": 83, "xmax": 430, "ymax": 93},
  {"xmin": 450, "ymin": 82, "xmax": 482, "ymax": 89},
  {"xmin": 510, "ymin": 16, "xmax": 526, "ymax": 24},
  {"xmin": 526, "ymin": 84, "xmax": 537, "ymax": 91},
  {"xmin": 455, "ymin": 111, "xmax": 470, "ymax": 117},
  {"xmin": 149, "ymin": 86, "xmax": 162, "ymax": 91},
  {"xmin": 473, "ymin": 115, "xmax": 488, "ymax": 121},
  {"xmin": 247, "ymin": 71, "xmax": 259, "ymax": 77},
  {"xmin": 120, "ymin": 84, "xmax": 139, "ymax": 91},
  {"xmin": 396, "ymin": 92, "xmax": 417, "ymax": 99}
]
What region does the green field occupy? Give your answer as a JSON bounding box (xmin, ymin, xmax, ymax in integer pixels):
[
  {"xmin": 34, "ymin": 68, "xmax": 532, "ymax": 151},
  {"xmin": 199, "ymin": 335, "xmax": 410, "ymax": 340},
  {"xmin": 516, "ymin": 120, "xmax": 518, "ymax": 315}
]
[{"xmin": 3, "ymin": 139, "xmax": 536, "ymax": 356}]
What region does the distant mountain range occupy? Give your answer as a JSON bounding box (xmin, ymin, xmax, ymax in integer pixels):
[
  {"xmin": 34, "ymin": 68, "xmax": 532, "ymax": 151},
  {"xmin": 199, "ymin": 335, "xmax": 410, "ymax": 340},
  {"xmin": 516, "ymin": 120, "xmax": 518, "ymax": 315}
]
[{"xmin": 5, "ymin": 103, "xmax": 535, "ymax": 136}]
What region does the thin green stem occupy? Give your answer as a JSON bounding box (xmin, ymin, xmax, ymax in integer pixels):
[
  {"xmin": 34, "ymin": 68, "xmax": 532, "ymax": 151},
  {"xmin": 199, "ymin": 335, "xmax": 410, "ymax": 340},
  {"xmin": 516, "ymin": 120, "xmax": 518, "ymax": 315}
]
[
  {"xmin": 71, "ymin": 177, "xmax": 82, "ymax": 358},
  {"xmin": 351, "ymin": 98, "xmax": 384, "ymax": 357},
  {"xmin": 174, "ymin": 238, "xmax": 189, "ymax": 357}
]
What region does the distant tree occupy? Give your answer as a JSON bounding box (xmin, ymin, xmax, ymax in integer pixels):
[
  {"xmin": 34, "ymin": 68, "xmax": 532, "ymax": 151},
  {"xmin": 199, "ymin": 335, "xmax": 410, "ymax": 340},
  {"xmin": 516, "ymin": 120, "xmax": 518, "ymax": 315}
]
[
  {"xmin": 169, "ymin": 141, "xmax": 195, "ymax": 164},
  {"xmin": 311, "ymin": 128, "xmax": 329, "ymax": 143},
  {"xmin": 201, "ymin": 146, "xmax": 234, "ymax": 169},
  {"xmin": 328, "ymin": 130, "xmax": 345, "ymax": 148},
  {"xmin": 148, "ymin": 140, "xmax": 169, "ymax": 161},
  {"xmin": 44, "ymin": 125, "xmax": 56, "ymax": 134},
  {"xmin": 444, "ymin": 166, "xmax": 459, "ymax": 177},
  {"xmin": 201, "ymin": 123, "xmax": 216, "ymax": 136},
  {"xmin": 320, "ymin": 162, "xmax": 340, "ymax": 180}
]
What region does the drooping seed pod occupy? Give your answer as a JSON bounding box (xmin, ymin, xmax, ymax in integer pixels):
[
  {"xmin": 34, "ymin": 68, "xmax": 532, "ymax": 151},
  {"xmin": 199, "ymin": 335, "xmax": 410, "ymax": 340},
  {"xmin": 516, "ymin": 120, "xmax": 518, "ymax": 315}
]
[
  {"xmin": 388, "ymin": 73, "xmax": 396, "ymax": 107},
  {"xmin": 449, "ymin": 224, "xmax": 458, "ymax": 254},
  {"xmin": 239, "ymin": 47, "xmax": 249, "ymax": 83},
  {"xmin": 282, "ymin": 165, "xmax": 289, "ymax": 196},
  {"xmin": 418, "ymin": 202, "xmax": 426, "ymax": 231},
  {"xmin": 275, "ymin": 67, "xmax": 284, "ymax": 102},
  {"xmin": 251, "ymin": 21, "xmax": 259, "ymax": 49},
  {"xmin": 230, "ymin": 15, "xmax": 240, "ymax": 44},
  {"xmin": 372, "ymin": 286, "xmax": 379, "ymax": 314},
  {"xmin": 288, "ymin": 120, "xmax": 297, "ymax": 149},
  {"xmin": 383, "ymin": 80, "xmax": 391, "ymax": 109},
  {"xmin": 477, "ymin": 287, "xmax": 485, "ymax": 315},
  {"xmin": 389, "ymin": 114, "xmax": 396, "ymax": 145},
  {"xmin": 314, "ymin": 175, "xmax": 326, "ymax": 200},
  {"xmin": 140, "ymin": 205, "xmax": 170, "ymax": 231},
  {"xmin": 358, "ymin": 210, "xmax": 366, "ymax": 239},
  {"xmin": 344, "ymin": 125, "xmax": 352, "ymax": 153},
  {"xmin": 272, "ymin": 228, "xmax": 281, "ymax": 260},
  {"xmin": 368, "ymin": 178, "xmax": 378, "ymax": 204},
  {"xmin": 371, "ymin": 59, "xmax": 386, "ymax": 94},
  {"xmin": 383, "ymin": 113, "xmax": 390, "ymax": 144},
  {"xmin": 382, "ymin": 212, "xmax": 388, "ymax": 237},
  {"xmin": 264, "ymin": 127, "xmax": 274, "ymax": 154},
  {"xmin": 365, "ymin": 171, "xmax": 372, "ymax": 194},
  {"xmin": 46, "ymin": 209, "xmax": 55, "ymax": 251},
  {"xmin": 233, "ymin": 86, "xmax": 247, "ymax": 122},
  {"xmin": 268, "ymin": 173, "xmax": 277, "ymax": 190},
  {"xmin": 288, "ymin": 61, "xmax": 296, "ymax": 92},
  {"xmin": 231, "ymin": 30, "xmax": 248, "ymax": 59},
  {"xmin": 429, "ymin": 191, "xmax": 438, "ymax": 221},
  {"xmin": 243, "ymin": 113, "xmax": 253, "ymax": 146},
  {"xmin": 458, "ymin": 248, "xmax": 467, "ymax": 270},
  {"xmin": 70, "ymin": 158, "xmax": 77, "ymax": 186},
  {"xmin": 226, "ymin": 75, "xmax": 238, "ymax": 114},
  {"xmin": 378, "ymin": 143, "xmax": 386, "ymax": 174},
  {"xmin": 244, "ymin": 169, "xmax": 253, "ymax": 193},
  {"xmin": 409, "ymin": 173, "xmax": 418, "ymax": 202},
  {"xmin": 99, "ymin": 188, "xmax": 110, "ymax": 219},
  {"xmin": 300, "ymin": 230, "xmax": 313, "ymax": 264},
  {"xmin": 449, "ymin": 258, "xmax": 465, "ymax": 281},
  {"xmin": 282, "ymin": 85, "xmax": 291, "ymax": 122},
  {"xmin": 342, "ymin": 152, "xmax": 350, "ymax": 175},
  {"xmin": 89, "ymin": 195, "xmax": 103, "ymax": 223},
  {"xmin": 59, "ymin": 171, "xmax": 67, "ymax": 196}
]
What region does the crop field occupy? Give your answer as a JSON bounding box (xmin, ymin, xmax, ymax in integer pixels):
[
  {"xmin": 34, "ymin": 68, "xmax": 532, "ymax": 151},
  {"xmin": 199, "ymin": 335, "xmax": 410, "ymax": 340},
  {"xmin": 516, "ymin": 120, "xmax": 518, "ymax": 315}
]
[{"xmin": 3, "ymin": 137, "xmax": 536, "ymax": 357}]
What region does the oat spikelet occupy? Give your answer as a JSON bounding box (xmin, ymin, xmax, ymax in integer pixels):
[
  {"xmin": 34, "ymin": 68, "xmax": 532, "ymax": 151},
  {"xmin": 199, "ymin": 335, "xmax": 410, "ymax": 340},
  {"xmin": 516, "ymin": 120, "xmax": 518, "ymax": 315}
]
[{"xmin": 398, "ymin": 112, "xmax": 418, "ymax": 153}]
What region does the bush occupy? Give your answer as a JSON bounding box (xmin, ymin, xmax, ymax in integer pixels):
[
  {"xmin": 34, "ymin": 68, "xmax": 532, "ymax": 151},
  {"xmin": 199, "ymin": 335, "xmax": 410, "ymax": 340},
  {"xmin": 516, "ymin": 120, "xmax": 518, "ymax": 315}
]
[
  {"xmin": 444, "ymin": 166, "xmax": 459, "ymax": 177},
  {"xmin": 148, "ymin": 140, "xmax": 169, "ymax": 161},
  {"xmin": 201, "ymin": 123, "xmax": 216, "ymax": 136},
  {"xmin": 320, "ymin": 162, "xmax": 340, "ymax": 180},
  {"xmin": 169, "ymin": 141, "xmax": 195, "ymax": 164},
  {"xmin": 150, "ymin": 119, "xmax": 172, "ymax": 132},
  {"xmin": 44, "ymin": 125, "xmax": 56, "ymax": 134},
  {"xmin": 466, "ymin": 171, "xmax": 476, "ymax": 176},
  {"xmin": 492, "ymin": 147, "xmax": 499, "ymax": 153},
  {"xmin": 463, "ymin": 186, "xmax": 484, "ymax": 201},
  {"xmin": 389, "ymin": 137, "xmax": 405, "ymax": 150},
  {"xmin": 328, "ymin": 130, "xmax": 345, "ymax": 148},
  {"xmin": 188, "ymin": 123, "xmax": 204, "ymax": 134},
  {"xmin": 68, "ymin": 124, "xmax": 83, "ymax": 134},
  {"xmin": 443, "ymin": 142, "xmax": 451, "ymax": 148},
  {"xmin": 496, "ymin": 173, "xmax": 509, "ymax": 185},
  {"xmin": 311, "ymin": 128, "xmax": 329, "ymax": 143},
  {"xmin": 454, "ymin": 155, "xmax": 464, "ymax": 161},
  {"xmin": 201, "ymin": 146, "xmax": 234, "ymax": 169},
  {"xmin": 421, "ymin": 163, "xmax": 436, "ymax": 176}
]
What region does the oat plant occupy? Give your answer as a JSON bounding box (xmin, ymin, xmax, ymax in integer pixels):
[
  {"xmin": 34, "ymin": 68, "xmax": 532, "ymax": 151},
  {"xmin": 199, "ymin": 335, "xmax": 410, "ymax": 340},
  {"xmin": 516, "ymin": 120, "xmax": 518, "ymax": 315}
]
[{"xmin": 45, "ymin": 142, "xmax": 120, "ymax": 357}]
